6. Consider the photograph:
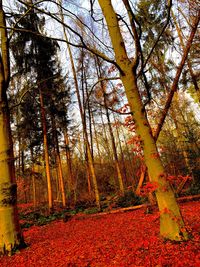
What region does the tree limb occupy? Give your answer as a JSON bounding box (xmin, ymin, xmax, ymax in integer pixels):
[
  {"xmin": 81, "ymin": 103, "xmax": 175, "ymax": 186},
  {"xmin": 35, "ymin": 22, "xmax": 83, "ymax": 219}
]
[
  {"xmin": 16, "ymin": 0, "xmax": 124, "ymax": 73},
  {"xmin": 154, "ymin": 10, "xmax": 200, "ymax": 140}
]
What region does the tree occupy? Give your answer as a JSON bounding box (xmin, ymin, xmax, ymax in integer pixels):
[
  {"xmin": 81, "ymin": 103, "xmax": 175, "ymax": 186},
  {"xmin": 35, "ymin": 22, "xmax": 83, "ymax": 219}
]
[
  {"xmin": 0, "ymin": 0, "xmax": 24, "ymax": 255},
  {"xmin": 58, "ymin": 1, "xmax": 101, "ymax": 210},
  {"xmin": 10, "ymin": 0, "xmax": 70, "ymax": 210},
  {"xmin": 94, "ymin": 57, "xmax": 125, "ymax": 194},
  {"xmin": 97, "ymin": 0, "xmax": 189, "ymax": 241}
]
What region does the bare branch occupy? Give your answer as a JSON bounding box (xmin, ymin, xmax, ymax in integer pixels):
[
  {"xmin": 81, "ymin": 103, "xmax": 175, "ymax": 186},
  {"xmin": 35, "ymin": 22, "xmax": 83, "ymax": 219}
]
[
  {"xmin": 15, "ymin": 0, "xmax": 124, "ymax": 72},
  {"xmin": 154, "ymin": 10, "xmax": 200, "ymax": 140},
  {"xmin": 95, "ymin": 101, "xmax": 132, "ymax": 116},
  {"xmin": 10, "ymin": 74, "xmax": 58, "ymax": 109},
  {"xmin": 84, "ymin": 76, "xmax": 120, "ymax": 109}
]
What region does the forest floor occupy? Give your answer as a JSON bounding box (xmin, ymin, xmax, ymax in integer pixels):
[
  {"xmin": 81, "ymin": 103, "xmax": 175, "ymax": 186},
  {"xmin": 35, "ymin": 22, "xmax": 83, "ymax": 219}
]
[{"xmin": 0, "ymin": 201, "xmax": 200, "ymax": 267}]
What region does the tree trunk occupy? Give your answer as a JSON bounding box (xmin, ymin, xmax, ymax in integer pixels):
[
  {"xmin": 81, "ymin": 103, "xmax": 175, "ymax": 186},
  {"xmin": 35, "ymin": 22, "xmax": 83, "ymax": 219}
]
[
  {"xmin": 123, "ymin": 67, "xmax": 187, "ymax": 241},
  {"xmin": 58, "ymin": 5, "xmax": 101, "ymax": 209},
  {"xmin": 0, "ymin": 99, "xmax": 24, "ymax": 254},
  {"xmin": 64, "ymin": 130, "xmax": 73, "ymax": 195},
  {"xmin": 39, "ymin": 89, "xmax": 53, "ymax": 211},
  {"xmin": 120, "ymin": 122, "xmax": 136, "ymax": 186},
  {"xmin": 53, "ymin": 118, "xmax": 66, "ymax": 207},
  {"xmin": 84, "ymin": 68, "xmax": 94, "ymax": 160},
  {"xmin": 30, "ymin": 148, "xmax": 36, "ymax": 209},
  {"xmin": 100, "ymin": 106, "xmax": 112, "ymax": 160},
  {"xmin": 95, "ymin": 57, "xmax": 124, "ymax": 194},
  {"xmin": 113, "ymin": 114, "xmax": 128, "ymax": 187},
  {"xmin": 98, "ymin": 0, "xmax": 188, "ymax": 241},
  {"xmin": 0, "ymin": 2, "xmax": 24, "ymax": 254},
  {"xmin": 171, "ymin": 10, "xmax": 200, "ymax": 101},
  {"xmin": 91, "ymin": 111, "xmax": 102, "ymax": 163},
  {"xmin": 104, "ymin": 97, "xmax": 124, "ymax": 195}
]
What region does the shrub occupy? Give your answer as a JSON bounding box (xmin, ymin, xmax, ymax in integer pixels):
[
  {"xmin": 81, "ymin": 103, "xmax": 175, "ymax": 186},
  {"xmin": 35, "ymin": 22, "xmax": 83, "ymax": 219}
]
[{"xmin": 116, "ymin": 191, "xmax": 143, "ymax": 208}]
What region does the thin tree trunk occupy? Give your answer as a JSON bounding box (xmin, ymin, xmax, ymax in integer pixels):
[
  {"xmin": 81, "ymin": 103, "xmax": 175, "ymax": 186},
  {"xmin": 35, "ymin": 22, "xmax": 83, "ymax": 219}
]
[
  {"xmin": 113, "ymin": 114, "xmax": 128, "ymax": 187},
  {"xmin": 58, "ymin": 2, "xmax": 101, "ymax": 210},
  {"xmin": 80, "ymin": 56, "xmax": 93, "ymax": 196},
  {"xmin": 104, "ymin": 97, "xmax": 125, "ymax": 194},
  {"xmin": 53, "ymin": 142, "xmax": 60, "ymax": 202},
  {"xmin": 95, "ymin": 57, "xmax": 124, "ymax": 194},
  {"xmin": 84, "ymin": 69, "xmax": 94, "ymax": 160},
  {"xmin": 39, "ymin": 89, "xmax": 53, "ymax": 211},
  {"xmin": 21, "ymin": 150, "xmax": 28, "ymax": 203},
  {"xmin": 120, "ymin": 121, "xmax": 136, "ymax": 186},
  {"xmin": 154, "ymin": 11, "xmax": 200, "ymax": 140},
  {"xmin": 30, "ymin": 148, "xmax": 36, "ymax": 209},
  {"xmin": 91, "ymin": 111, "xmax": 102, "ymax": 163},
  {"xmin": 171, "ymin": 10, "xmax": 199, "ymax": 100},
  {"xmin": 100, "ymin": 106, "xmax": 112, "ymax": 160},
  {"xmin": 171, "ymin": 94, "xmax": 194, "ymax": 180},
  {"xmin": 135, "ymin": 165, "xmax": 146, "ymax": 195},
  {"xmin": 52, "ymin": 117, "xmax": 66, "ymax": 207},
  {"xmin": 85, "ymin": 150, "xmax": 92, "ymax": 196},
  {"xmin": 64, "ymin": 130, "xmax": 73, "ymax": 195}
]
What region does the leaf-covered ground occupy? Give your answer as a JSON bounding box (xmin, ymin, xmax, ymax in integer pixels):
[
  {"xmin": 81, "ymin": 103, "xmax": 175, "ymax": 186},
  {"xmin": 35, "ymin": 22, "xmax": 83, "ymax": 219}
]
[{"xmin": 0, "ymin": 202, "xmax": 200, "ymax": 267}]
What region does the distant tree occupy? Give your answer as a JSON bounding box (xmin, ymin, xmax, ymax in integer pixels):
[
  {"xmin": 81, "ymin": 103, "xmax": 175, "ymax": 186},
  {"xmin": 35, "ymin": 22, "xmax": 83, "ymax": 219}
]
[
  {"xmin": 58, "ymin": 2, "xmax": 101, "ymax": 210},
  {"xmin": 10, "ymin": 0, "xmax": 69, "ymax": 210}
]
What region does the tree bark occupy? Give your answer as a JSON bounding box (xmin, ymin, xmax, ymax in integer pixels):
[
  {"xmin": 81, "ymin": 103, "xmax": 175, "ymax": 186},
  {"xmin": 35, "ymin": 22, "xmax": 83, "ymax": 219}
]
[
  {"xmin": 63, "ymin": 130, "xmax": 74, "ymax": 197},
  {"xmin": 98, "ymin": 0, "xmax": 188, "ymax": 241},
  {"xmin": 30, "ymin": 148, "xmax": 36, "ymax": 209},
  {"xmin": 58, "ymin": 2, "xmax": 101, "ymax": 210},
  {"xmin": 51, "ymin": 116, "xmax": 66, "ymax": 207},
  {"xmin": 0, "ymin": 1, "xmax": 24, "ymax": 254},
  {"xmin": 39, "ymin": 89, "xmax": 53, "ymax": 211}
]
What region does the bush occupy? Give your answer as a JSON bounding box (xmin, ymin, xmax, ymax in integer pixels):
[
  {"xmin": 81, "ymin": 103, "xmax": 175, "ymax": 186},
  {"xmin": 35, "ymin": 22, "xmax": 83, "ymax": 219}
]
[
  {"xmin": 116, "ymin": 191, "xmax": 143, "ymax": 208},
  {"xmin": 184, "ymin": 182, "xmax": 200, "ymax": 196},
  {"xmin": 84, "ymin": 208, "xmax": 99, "ymax": 214}
]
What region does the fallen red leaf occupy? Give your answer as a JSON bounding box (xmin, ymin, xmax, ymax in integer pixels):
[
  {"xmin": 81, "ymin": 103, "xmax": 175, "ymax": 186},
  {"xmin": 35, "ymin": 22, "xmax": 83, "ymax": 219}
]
[{"xmin": 0, "ymin": 201, "xmax": 200, "ymax": 266}]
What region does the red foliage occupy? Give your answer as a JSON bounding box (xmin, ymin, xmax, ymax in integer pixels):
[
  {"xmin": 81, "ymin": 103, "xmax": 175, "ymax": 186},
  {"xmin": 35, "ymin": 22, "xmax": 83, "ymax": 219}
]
[
  {"xmin": 0, "ymin": 202, "xmax": 200, "ymax": 266},
  {"xmin": 139, "ymin": 182, "xmax": 159, "ymax": 196}
]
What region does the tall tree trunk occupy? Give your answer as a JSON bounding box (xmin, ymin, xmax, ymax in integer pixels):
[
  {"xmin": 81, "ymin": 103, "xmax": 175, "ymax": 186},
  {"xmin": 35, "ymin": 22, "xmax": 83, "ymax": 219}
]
[
  {"xmin": 171, "ymin": 10, "xmax": 200, "ymax": 102},
  {"xmin": 120, "ymin": 121, "xmax": 136, "ymax": 186},
  {"xmin": 80, "ymin": 54, "xmax": 94, "ymax": 197},
  {"xmin": 113, "ymin": 114, "xmax": 128, "ymax": 187},
  {"xmin": 58, "ymin": 2, "xmax": 101, "ymax": 210},
  {"xmin": 95, "ymin": 57, "xmax": 124, "ymax": 193},
  {"xmin": 84, "ymin": 69, "xmax": 94, "ymax": 160},
  {"xmin": 85, "ymin": 150, "xmax": 92, "ymax": 196},
  {"xmin": 0, "ymin": 97, "xmax": 23, "ymax": 254},
  {"xmin": 53, "ymin": 143, "xmax": 60, "ymax": 202},
  {"xmin": 39, "ymin": 89, "xmax": 53, "ymax": 211},
  {"xmin": 104, "ymin": 95, "xmax": 125, "ymax": 194},
  {"xmin": 0, "ymin": 2, "xmax": 24, "ymax": 254},
  {"xmin": 154, "ymin": 11, "xmax": 200, "ymax": 140},
  {"xmin": 91, "ymin": 111, "xmax": 102, "ymax": 163},
  {"xmin": 98, "ymin": 0, "xmax": 188, "ymax": 240},
  {"xmin": 171, "ymin": 94, "xmax": 194, "ymax": 180},
  {"xmin": 100, "ymin": 106, "xmax": 112, "ymax": 160},
  {"xmin": 30, "ymin": 148, "xmax": 36, "ymax": 209},
  {"xmin": 63, "ymin": 130, "xmax": 73, "ymax": 194},
  {"xmin": 52, "ymin": 117, "xmax": 66, "ymax": 207},
  {"xmin": 21, "ymin": 150, "xmax": 27, "ymax": 203}
]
